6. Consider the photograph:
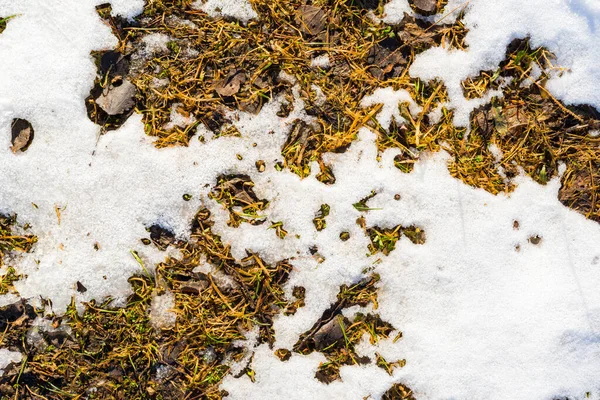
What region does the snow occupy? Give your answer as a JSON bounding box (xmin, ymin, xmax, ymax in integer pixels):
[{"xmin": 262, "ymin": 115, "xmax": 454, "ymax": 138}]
[
  {"xmin": 222, "ymin": 129, "xmax": 600, "ymax": 400},
  {"xmin": 360, "ymin": 87, "xmax": 421, "ymax": 130},
  {"xmin": 191, "ymin": 0, "xmax": 257, "ymax": 24},
  {"xmin": 310, "ymin": 54, "xmax": 331, "ymax": 70},
  {"xmin": 0, "ymin": 348, "xmax": 22, "ymax": 376},
  {"xmin": 149, "ymin": 291, "xmax": 177, "ymax": 329},
  {"xmin": 1, "ymin": 0, "xmax": 600, "ymax": 399},
  {"xmin": 164, "ymin": 103, "xmax": 196, "ymax": 131},
  {"xmin": 382, "ymin": 0, "xmax": 413, "ymax": 24},
  {"xmin": 104, "ymin": 0, "xmax": 144, "ymax": 20},
  {"xmin": 406, "ymin": 0, "xmax": 600, "ymax": 126},
  {"xmin": 140, "ymin": 33, "xmax": 171, "ymax": 54}
]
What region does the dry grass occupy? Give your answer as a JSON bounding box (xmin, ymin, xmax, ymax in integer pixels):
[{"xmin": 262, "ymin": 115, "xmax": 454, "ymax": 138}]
[
  {"xmin": 292, "ymin": 274, "xmax": 406, "ymax": 384},
  {"xmin": 1, "ymin": 207, "xmax": 294, "ymax": 399}
]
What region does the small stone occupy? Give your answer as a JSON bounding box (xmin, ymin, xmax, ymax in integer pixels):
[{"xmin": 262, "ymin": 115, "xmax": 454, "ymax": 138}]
[{"xmin": 529, "ymin": 235, "xmax": 542, "ymax": 245}]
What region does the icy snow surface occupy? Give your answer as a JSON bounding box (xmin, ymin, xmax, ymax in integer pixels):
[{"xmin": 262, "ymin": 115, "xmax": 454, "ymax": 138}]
[{"xmin": 1, "ymin": 0, "xmax": 600, "ymax": 399}]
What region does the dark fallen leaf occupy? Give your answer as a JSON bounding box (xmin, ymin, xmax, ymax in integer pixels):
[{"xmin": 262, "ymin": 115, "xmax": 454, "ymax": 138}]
[
  {"xmin": 367, "ymin": 44, "xmax": 407, "ymax": 80},
  {"xmin": 313, "ymin": 316, "xmax": 344, "ymax": 350},
  {"xmin": 10, "ymin": 118, "xmax": 34, "ymax": 153},
  {"xmin": 216, "ymin": 70, "xmax": 246, "ymax": 97},
  {"xmin": 473, "ymin": 105, "xmax": 493, "ymax": 141},
  {"xmin": 396, "ymin": 15, "xmax": 438, "ymax": 48},
  {"xmin": 76, "ymin": 281, "xmax": 87, "ymax": 293},
  {"xmin": 95, "ymin": 79, "xmax": 136, "ymax": 115},
  {"xmin": 180, "ymin": 281, "xmax": 209, "ymax": 295},
  {"xmin": 0, "ymin": 300, "xmax": 36, "ymax": 331},
  {"xmin": 296, "ymin": 5, "xmax": 326, "ymax": 36},
  {"xmin": 100, "ymin": 51, "xmax": 130, "ymax": 78},
  {"xmin": 412, "ymin": 0, "xmax": 438, "ymax": 14},
  {"xmin": 491, "ymin": 105, "xmax": 507, "ymax": 136}
]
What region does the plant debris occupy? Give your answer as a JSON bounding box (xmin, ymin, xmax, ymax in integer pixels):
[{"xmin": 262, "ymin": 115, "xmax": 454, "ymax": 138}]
[
  {"xmin": 94, "ymin": 78, "xmax": 137, "ymax": 116},
  {"xmin": 10, "ymin": 119, "xmax": 34, "ymax": 153}
]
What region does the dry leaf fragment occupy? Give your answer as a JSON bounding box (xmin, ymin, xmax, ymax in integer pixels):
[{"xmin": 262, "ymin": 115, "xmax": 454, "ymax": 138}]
[
  {"xmin": 95, "ymin": 79, "xmax": 136, "ymax": 115},
  {"xmin": 473, "ymin": 105, "xmax": 493, "ymax": 140},
  {"xmin": 10, "ymin": 118, "xmax": 34, "ymax": 153},
  {"xmin": 367, "ymin": 44, "xmax": 407, "ymax": 79},
  {"xmin": 504, "ymin": 105, "xmax": 528, "ymax": 134},
  {"xmin": 216, "ymin": 70, "xmax": 246, "ymax": 97},
  {"xmin": 412, "ymin": 0, "xmax": 438, "ymax": 14},
  {"xmin": 313, "ymin": 316, "xmax": 345, "ymax": 350},
  {"xmin": 296, "ymin": 5, "xmax": 326, "ymax": 36},
  {"xmin": 76, "ymin": 281, "xmax": 87, "ymax": 293}
]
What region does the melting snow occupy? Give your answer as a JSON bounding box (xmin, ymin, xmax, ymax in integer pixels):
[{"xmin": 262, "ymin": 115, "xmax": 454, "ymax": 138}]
[
  {"xmin": 409, "ymin": 0, "xmax": 600, "ymax": 126},
  {"xmin": 0, "ymin": 0, "xmax": 600, "ymax": 399}
]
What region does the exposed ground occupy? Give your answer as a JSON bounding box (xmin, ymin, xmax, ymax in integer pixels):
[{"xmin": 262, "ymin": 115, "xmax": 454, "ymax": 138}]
[{"xmin": 0, "ymin": 0, "xmax": 599, "ymax": 398}]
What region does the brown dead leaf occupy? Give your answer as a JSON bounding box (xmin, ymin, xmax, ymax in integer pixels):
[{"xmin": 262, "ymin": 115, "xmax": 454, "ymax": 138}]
[
  {"xmin": 296, "ymin": 5, "xmax": 326, "ymax": 36},
  {"xmin": 473, "ymin": 105, "xmax": 493, "ymax": 140},
  {"xmin": 504, "ymin": 105, "xmax": 529, "ymax": 134},
  {"xmin": 397, "ymin": 15, "xmax": 438, "ymax": 48},
  {"xmin": 216, "ymin": 70, "xmax": 246, "ymax": 97},
  {"xmin": 10, "ymin": 118, "xmax": 34, "ymax": 153},
  {"xmin": 313, "ymin": 316, "xmax": 345, "ymax": 351},
  {"xmin": 367, "ymin": 44, "xmax": 407, "ymax": 80},
  {"xmin": 412, "ymin": 0, "xmax": 438, "ymax": 15},
  {"xmin": 95, "ymin": 79, "xmax": 136, "ymax": 115}
]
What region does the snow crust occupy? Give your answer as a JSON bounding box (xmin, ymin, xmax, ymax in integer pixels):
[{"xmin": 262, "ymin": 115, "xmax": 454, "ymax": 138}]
[
  {"xmin": 1, "ymin": 0, "xmax": 600, "ymax": 399},
  {"xmin": 221, "ymin": 128, "xmax": 600, "ymax": 400},
  {"xmin": 361, "ymin": 87, "xmax": 421, "ymax": 129}
]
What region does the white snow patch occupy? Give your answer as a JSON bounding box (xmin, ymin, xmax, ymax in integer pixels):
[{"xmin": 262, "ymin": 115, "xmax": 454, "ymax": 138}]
[
  {"xmin": 149, "ymin": 291, "xmax": 177, "ymax": 329},
  {"xmin": 488, "ymin": 143, "xmax": 503, "ymax": 162},
  {"xmin": 192, "ymin": 0, "xmax": 258, "ymax": 23},
  {"xmin": 105, "ymin": 0, "xmax": 144, "ymax": 19},
  {"xmin": 141, "ymin": 33, "xmax": 171, "ymax": 55},
  {"xmin": 164, "ymin": 103, "xmax": 196, "ymax": 130},
  {"xmin": 408, "ymin": 0, "xmax": 600, "ymax": 125},
  {"xmin": 310, "ymin": 54, "xmax": 331, "ymax": 69},
  {"xmin": 0, "ymin": 349, "xmax": 22, "ymax": 376},
  {"xmin": 427, "ymin": 103, "xmax": 444, "ymax": 125},
  {"xmin": 382, "ymin": 0, "xmax": 413, "ymax": 24},
  {"xmin": 360, "ymin": 87, "xmax": 421, "ymax": 129},
  {"xmin": 0, "ymin": 293, "xmax": 20, "ymax": 307}
]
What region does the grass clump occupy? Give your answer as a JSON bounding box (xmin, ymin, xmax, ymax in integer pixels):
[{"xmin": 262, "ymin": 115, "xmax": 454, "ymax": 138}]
[
  {"xmin": 209, "ymin": 175, "xmax": 268, "ymax": 227},
  {"xmin": 290, "ymin": 274, "xmax": 404, "ymax": 384},
  {"xmin": 0, "ymin": 207, "xmax": 296, "ymax": 399},
  {"xmin": 0, "ymin": 215, "xmax": 36, "ymax": 259}
]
